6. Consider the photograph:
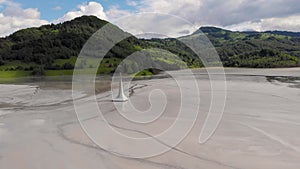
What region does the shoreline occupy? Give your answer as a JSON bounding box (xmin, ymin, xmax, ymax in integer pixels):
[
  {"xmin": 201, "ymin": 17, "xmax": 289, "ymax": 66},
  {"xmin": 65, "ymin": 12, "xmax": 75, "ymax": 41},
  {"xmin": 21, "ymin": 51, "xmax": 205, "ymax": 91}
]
[
  {"xmin": 0, "ymin": 68, "xmax": 300, "ymax": 168},
  {"xmin": 1, "ymin": 67, "xmax": 300, "ymax": 91}
]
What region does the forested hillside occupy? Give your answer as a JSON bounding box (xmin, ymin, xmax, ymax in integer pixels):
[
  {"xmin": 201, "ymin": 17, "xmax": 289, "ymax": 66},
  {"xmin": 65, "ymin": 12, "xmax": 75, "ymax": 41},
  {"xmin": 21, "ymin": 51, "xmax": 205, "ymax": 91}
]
[
  {"xmin": 198, "ymin": 27, "xmax": 300, "ymax": 67},
  {"xmin": 0, "ymin": 16, "xmax": 144, "ymax": 75},
  {"xmin": 0, "ymin": 16, "xmax": 199, "ymax": 76},
  {"xmin": 0, "ymin": 15, "xmax": 299, "ymax": 77}
]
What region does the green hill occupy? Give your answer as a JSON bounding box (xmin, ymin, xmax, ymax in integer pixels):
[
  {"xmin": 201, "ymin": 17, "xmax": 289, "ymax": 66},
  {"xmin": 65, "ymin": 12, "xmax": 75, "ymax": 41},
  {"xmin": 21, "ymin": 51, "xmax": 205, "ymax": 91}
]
[
  {"xmin": 0, "ymin": 16, "xmax": 300, "ymax": 78},
  {"xmin": 0, "ymin": 16, "xmax": 142, "ymax": 75},
  {"xmin": 0, "ymin": 16, "xmax": 199, "ymax": 77},
  {"xmin": 198, "ymin": 27, "xmax": 300, "ymax": 67}
]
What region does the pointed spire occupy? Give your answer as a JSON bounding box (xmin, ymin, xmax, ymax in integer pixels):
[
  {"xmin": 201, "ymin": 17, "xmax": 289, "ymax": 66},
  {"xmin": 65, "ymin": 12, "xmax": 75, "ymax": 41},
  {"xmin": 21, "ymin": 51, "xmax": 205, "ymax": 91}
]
[{"xmin": 113, "ymin": 72, "xmax": 128, "ymax": 102}]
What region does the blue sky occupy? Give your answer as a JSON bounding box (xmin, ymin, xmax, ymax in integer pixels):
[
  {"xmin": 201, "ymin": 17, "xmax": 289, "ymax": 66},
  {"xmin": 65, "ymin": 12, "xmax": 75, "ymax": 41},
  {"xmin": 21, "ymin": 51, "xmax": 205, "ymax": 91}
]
[
  {"xmin": 0, "ymin": 0, "xmax": 142, "ymax": 36},
  {"xmin": 2, "ymin": 0, "xmax": 136, "ymax": 21},
  {"xmin": 0, "ymin": 0, "xmax": 300, "ymax": 37}
]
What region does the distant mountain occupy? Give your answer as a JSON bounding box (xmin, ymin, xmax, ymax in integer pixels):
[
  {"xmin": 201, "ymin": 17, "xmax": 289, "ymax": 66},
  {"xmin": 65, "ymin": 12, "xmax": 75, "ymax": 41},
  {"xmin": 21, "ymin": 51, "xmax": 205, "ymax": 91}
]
[
  {"xmin": 0, "ymin": 15, "xmax": 201, "ymax": 75},
  {"xmin": 199, "ymin": 27, "xmax": 300, "ymax": 37},
  {"xmin": 0, "ymin": 16, "xmax": 299, "ymax": 77},
  {"xmin": 195, "ymin": 27, "xmax": 300, "ymax": 67},
  {"xmin": 0, "ymin": 16, "xmax": 147, "ymax": 75},
  {"xmin": 264, "ymin": 30, "xmax": 300, "ymax": 38},
  {"xmin": 0, "ymin": 16, "xmax": 143, "ymax": 63}
]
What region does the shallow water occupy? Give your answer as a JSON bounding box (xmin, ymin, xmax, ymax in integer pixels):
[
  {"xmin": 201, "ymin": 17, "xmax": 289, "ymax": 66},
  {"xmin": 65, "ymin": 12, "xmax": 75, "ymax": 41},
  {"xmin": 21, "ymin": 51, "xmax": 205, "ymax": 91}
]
[{"xmin": 0, "ymin": 68, "xmax": 300, "ymax": 169}]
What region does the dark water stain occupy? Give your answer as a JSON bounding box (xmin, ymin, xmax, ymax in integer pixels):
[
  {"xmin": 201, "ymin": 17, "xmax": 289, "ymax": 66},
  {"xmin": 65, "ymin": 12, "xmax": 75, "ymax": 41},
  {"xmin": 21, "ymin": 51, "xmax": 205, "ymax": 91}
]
[{"xmin": 267, "ymin": 76, "xmax": 300, "ymax": 89}]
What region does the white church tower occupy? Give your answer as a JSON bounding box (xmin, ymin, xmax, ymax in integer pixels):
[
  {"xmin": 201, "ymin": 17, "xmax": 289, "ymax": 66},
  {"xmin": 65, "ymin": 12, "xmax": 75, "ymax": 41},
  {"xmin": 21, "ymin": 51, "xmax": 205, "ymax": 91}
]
[{"xmin": 113, "ymin": 73, "xmax": 128, "ymax": 102}]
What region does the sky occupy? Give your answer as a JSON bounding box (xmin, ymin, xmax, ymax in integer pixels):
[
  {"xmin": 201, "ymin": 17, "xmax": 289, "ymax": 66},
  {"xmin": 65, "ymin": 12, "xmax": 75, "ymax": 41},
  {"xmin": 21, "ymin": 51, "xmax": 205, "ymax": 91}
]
[{"xmin": 0, "ymin": 0, "xmax": 300, "ymax": 37}]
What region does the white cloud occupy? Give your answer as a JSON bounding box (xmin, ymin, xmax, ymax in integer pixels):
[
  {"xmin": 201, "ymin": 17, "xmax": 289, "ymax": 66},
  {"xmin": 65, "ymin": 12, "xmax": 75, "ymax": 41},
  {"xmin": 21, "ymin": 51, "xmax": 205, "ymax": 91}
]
[
  {"xmin": 131, "ymin": 0, "xmax": 300, "ymax": 32},
  {"xmin": 137, "ymin": 0, "xmax": 202, "ymax": 22},
  {"xmin": 113, "ymin": 13, "xmax": 197, "ymax": 38},
  {"xmin": 0, "ymin": 1, "xmax": 48, "ymax": 37},
  {"xmin": 0, "ymin": 0, "xmax": 9, "ymax": 4},
  {"xmin": 52, "ymin": 6, "xmax": 62, "ymax": 11},
  {"xmin": 225, "ymin": 21, "xmax": 263, "ymax": 32},
  {"xmin": 106, "ymin": 0, "xmax": 203, "ymax": 37},
  {"xmin": 3, "ymin": 5, "xmax": 41, "ymax": 19},
  {"xmin": 0, "ymin": 1, "xmax": 129, "ymax": 37},
  {"xmin": 2, "ymin": 0, "xmax": 300, "ymax": 37},
  {"xmin": 106, "ymin": 5, "xmax": 132, "ymax": 21},
  {"xmin": 54, "ymin": 2, "xmax": 107, "ymax": 23},
  {"xmin": 226, "ymin": 15, "xmax": 300, "ymax": 32},
  {"xmin": 126, "ymin": 0, "xmax": 138, "ymax": 7}
]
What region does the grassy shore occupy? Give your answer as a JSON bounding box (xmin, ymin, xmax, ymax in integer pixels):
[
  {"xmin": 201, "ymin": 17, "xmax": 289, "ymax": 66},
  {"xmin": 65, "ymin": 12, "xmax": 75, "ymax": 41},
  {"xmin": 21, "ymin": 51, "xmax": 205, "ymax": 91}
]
[{"xmin": 0, "ymin": 71, "xmax": 31, "ymax": 78}]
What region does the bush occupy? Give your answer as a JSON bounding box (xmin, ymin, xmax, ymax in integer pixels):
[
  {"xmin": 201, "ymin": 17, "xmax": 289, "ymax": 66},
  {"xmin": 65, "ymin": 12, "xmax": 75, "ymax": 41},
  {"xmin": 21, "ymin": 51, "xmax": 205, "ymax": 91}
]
[
  {"xmin": 62, "ymin": 63, "xmax": 74, "ymax": 70},
  {"xmin": 16, "ymin": 66, "xmax": 24, "ymax": 70},
  {"xmin": 31, "ymin": 66, "xmax": 45, "ymax": 76}
]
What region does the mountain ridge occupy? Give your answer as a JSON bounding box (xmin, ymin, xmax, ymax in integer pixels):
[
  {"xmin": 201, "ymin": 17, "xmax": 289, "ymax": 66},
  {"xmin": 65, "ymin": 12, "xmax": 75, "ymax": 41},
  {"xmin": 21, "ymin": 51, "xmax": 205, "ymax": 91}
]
[
  {"xmin": 0, "ymin": 15, "xmax": 299, "ymax": 77},
  {"xmin": 197, "ymin": 26, "xmax": 300, "ymax": 37}
]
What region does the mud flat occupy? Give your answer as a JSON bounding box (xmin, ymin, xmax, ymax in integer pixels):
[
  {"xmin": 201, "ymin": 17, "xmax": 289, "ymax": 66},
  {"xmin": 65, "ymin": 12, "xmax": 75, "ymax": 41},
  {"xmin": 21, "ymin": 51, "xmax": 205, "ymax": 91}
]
[{"xmin": 0, "ymin": 68, "xmax": 300, "ymax": 169}]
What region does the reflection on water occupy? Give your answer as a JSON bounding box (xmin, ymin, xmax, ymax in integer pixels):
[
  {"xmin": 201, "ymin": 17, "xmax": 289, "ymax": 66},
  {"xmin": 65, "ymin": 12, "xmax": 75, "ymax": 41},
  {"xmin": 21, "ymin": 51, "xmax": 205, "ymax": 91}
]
[
  {"xmin": 267, "ymin": 76, "xmax": 300, "ymax": 89},
  {"xmin": 1, "ymin": 68, "xmax": 300, "ymax": 91},
  {"xmin": 0, "ymin": 76, "xmax": 113, "ymax": 93},
  {"xmin": 0, "ymin": 73, "xmax": 170, "ymax": 90},
  {"xmin": 0, "ymin": 76, "xmax": 73, "ymax": 85}
]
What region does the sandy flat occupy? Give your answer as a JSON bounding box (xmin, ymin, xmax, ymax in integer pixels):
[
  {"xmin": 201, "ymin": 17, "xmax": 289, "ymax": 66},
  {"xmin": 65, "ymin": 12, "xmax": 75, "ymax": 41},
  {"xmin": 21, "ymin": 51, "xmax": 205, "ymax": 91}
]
[{"xmin": 0, "ymin": 68, "xmax": 300, "ymax": 169}]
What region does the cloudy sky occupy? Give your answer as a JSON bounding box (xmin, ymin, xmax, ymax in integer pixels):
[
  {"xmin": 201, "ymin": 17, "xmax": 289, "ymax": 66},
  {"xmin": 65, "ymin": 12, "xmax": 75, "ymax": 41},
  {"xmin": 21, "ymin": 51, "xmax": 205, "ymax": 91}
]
[{"xmin": 0, "ymin": 0, "xmax": 300, "ymax": 37}]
